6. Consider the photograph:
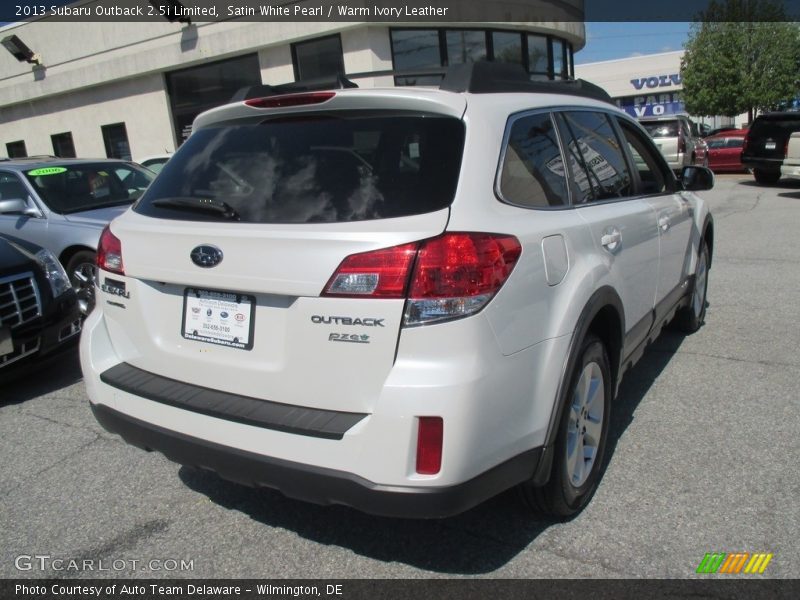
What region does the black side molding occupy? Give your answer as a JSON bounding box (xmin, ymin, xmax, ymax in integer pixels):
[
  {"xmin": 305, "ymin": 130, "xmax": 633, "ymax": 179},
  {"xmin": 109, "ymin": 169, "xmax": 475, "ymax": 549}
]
[
  {"xmin": 91, "ymin": 404, "xmax": 542, "ymax": 519},
  {"xmin": 100, "ymin": 362, "xmax": 366, "ymax": 440}
]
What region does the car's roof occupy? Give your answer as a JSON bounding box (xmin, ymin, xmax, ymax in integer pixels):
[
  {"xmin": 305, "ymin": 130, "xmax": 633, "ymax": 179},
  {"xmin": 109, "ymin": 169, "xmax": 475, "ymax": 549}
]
[
  {"xmin": 0, "ymin": 157, "xmax": 133, "ymax": 171},
  {"xmin": 706, "ymin": 128, "xmax": 749, "ymax": 138},
  {"xmin": 753, "ymin": 111, "xmax": 800, "ymax": 120}
]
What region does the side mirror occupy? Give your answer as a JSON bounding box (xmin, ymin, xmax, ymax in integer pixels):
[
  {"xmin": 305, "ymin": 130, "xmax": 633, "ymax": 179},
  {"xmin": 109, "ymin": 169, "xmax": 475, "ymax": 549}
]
[
  {"xmin": 681, "ymin": 166, "xmax": 715, "ymax": 191},
  {"xmin": 0, "ymin": 198, "xmax": 43, "ymax": 217}
]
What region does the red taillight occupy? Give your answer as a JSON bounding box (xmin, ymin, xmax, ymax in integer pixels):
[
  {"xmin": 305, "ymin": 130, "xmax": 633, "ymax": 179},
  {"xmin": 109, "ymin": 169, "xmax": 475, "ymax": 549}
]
[
  {"xmin": 323, "ymin": 233, "xmax": 522, "ymax": 325},
  {"xmin": 416, "ymin": 417, "xmax": 443, "ymax": 475},
  {"xmin": 742, "ymin": 134, "xmax": 750, "ymax": 154},
  {"xmin": 244, "ymin": 92, "xmax": 336, "ymax": 109},
  {"xmin": 678, "ymin": 136, "xmax": 686, "ymax": 154},
  {"xmin": 97, "ymin": 225, "xmax": 124, "ymax": 275},
  {"xmin": 409, "ymin": 233, "xmax": 522, "ymax": 299}
]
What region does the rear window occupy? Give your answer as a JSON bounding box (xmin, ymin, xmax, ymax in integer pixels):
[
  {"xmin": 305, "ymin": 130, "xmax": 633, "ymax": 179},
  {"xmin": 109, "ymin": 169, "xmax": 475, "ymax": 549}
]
[
  {"xmin": 24, "ymin": 163, "xmax": 153, "ymax": 214},
  {"xmin": 135, "ymin": 112, "xmax": 465, "ymax": 224},
  {"xmin": 641, "ymin": 120, "xmax": 680, "ymax": 138}
]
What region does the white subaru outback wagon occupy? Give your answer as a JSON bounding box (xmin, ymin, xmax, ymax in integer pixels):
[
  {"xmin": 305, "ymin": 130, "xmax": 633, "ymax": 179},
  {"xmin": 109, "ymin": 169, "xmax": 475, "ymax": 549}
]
[{"xmin": 81, "ymin": 63, "xmax": 713, "ymax": 518}]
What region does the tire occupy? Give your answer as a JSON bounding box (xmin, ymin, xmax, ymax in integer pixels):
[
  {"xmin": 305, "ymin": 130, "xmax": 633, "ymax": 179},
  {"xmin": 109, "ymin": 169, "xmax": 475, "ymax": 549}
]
[
  {"xmin": 66, "ymin": 250, "xmax": 97, "ymax": 316},
  {"xmin": 753, "ymin": 168, "xmax": 780, "ymax": 185},
  {"xmin": 521, "ymin": 334, "xmax": 611, "ymax": 518},
  {"xmin": 673, "ymin": 240, "xmax": 709, "ymax": 333}
]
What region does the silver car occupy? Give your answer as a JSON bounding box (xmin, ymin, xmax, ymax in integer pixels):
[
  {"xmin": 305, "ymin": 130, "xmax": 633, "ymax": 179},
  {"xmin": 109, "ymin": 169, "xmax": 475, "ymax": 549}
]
[
  {"xmin": 640, "ymin": 115, "xmax": 708, "ymax": 172},
  {"xmin": 0, "ymin": 157, "xmax": 155, "ymax": 313}
]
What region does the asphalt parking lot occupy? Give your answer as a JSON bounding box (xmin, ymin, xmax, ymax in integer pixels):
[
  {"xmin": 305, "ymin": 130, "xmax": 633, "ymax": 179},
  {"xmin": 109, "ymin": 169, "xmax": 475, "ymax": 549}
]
[{"xmin": 1, "ymin": 173, "xmax": 798, "ymax": 580}]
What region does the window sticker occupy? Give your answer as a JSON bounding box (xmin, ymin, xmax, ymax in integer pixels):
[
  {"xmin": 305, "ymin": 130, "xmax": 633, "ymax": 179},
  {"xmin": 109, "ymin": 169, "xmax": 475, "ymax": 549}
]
[{"xmin": 26, "ymin": 167, "xmax": 67, "ymax": 176}]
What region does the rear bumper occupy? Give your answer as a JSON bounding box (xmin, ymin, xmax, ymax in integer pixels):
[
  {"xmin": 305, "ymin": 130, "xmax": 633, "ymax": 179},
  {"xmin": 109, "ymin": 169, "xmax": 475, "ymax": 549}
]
[
  {"xmin": 741, "ymin": 156, "xmax": 782, "ymax": 171},
  {"xmin": 91, "ymin": 402, "xmax": 540, "ymax": 518},
  {"xmin": 780, "ymin": 162, "xmax": 800, "ymax": 179}
]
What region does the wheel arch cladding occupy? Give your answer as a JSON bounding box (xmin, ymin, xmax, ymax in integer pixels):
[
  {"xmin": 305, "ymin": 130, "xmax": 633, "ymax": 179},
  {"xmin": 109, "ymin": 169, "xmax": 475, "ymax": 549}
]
[
  {"xmin": 60, "ymin": 245, "xmax": 95, "ymax": 267},
  {"xmin": 702, "ymin": 216, "xmax": 714, "ymax": 268},
  {"xmin": 532, "ymin": 286, "xmax": 624, "ymax": 486}
]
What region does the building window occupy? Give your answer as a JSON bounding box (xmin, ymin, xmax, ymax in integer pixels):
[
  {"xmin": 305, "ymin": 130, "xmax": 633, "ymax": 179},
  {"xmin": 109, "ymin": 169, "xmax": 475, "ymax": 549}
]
[
  {"xmin": 101, "ymin": 123, "xmax": 131, "ymax": 160},
  {"xmin": 527, "ymin": 35, "xmax": 549, "ymax": 77},
  {"xmin": 552, "ymin": 39, "xmax": 566, "ymax": 80},
  {"xmin": 292, "ymin": 35, "xmax": 345, "ymax": 81},
  {"xmin": 166, "ymin": 53, "xmax": 261, "ymax": 145},
  {"xmin": 445, "ymin": 30, "xmax": 486, "ymax": 65},
  {"xmin": 51, "ymin": 132, "xmax": 76, "ymax": 158},
  {"xmin": 6, "ymin": 140, "xmax": 27, "ymax": 158},
  {"xmin": 390, "ymin": 28, "xmax": 575, "ymax": 84},
  {"xmin": 492, "ymin": 31, "xmax": 523, "ymax": 64}
]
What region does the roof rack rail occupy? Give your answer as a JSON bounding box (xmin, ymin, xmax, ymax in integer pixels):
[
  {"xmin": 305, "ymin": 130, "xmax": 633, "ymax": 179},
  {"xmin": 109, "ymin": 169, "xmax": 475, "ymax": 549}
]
[
  {"xmin": 439, "ymin": 61, "xmax": 612, "ymax": 103},
  {"xmin": 0, "ymin": 154, "xmax": 58, "ymax": 161},
  {"xmin": 231, "ymin": 74, "xmax": 358, "ymax": 102}
]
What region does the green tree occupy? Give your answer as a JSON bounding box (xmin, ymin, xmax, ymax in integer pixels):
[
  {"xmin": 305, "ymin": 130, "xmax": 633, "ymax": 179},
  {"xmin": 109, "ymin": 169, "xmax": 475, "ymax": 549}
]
[{"xmin": 681, "ymin": 0, "xmax": 800, "ymax": 122}]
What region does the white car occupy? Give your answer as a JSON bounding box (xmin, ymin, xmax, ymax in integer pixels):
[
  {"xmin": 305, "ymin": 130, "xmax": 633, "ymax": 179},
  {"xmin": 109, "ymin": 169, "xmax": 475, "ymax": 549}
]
[
  {"xmin": 780, "ymin": 132, "xmax": 800, "ymax": 180},
  {"xmin": 81, "ymin": 63, "xmax": 714, "ymax": 518}
]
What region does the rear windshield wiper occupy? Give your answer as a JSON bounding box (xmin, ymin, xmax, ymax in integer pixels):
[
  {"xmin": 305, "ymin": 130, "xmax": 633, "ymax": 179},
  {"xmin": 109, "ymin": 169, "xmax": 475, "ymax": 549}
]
[{"xmin": 151, "ymin": 197, "xmax": 240, "ymax": 220}]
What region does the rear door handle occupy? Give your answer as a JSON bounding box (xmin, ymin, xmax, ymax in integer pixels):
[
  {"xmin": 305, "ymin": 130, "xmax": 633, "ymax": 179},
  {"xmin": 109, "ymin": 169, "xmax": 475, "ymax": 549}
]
[{"xmin": 658, "ymin": 216, "xmax": 670, "ymax": 231}]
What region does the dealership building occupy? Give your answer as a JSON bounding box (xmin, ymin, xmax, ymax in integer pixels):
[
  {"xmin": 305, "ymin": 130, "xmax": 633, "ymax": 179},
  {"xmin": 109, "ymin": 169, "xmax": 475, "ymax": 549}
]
[
  {"xmin": 575, "ymin": 50, "xmax": 742, "ymax": 130},
  {"xmin": 0, "ymin": 6, "xmax": 585, "ymax": 160}
]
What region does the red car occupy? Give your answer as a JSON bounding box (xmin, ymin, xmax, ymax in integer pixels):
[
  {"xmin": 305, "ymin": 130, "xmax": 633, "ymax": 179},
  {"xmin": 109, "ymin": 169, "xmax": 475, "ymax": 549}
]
[{"xmin": 704, "ymin": 129, "xmax": 748, "ymax": 172}]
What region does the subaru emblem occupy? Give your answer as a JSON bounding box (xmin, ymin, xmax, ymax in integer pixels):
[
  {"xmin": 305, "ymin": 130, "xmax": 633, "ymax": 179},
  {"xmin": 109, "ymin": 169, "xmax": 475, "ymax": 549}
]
[{"xmin": 191, "ymin": 245, "xmax": 223, "ymax": 268}]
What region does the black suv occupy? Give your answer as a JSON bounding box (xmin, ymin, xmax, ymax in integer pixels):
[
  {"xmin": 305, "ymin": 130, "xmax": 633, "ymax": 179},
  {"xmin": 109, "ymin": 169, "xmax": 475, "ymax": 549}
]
[{"xmin": 741, "ymin": 112, "xmax": 800, "ymax": 184}]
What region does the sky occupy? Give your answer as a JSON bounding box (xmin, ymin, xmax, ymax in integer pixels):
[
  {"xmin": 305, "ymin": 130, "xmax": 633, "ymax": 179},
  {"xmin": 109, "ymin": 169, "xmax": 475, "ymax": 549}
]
[{"xmin": 577, "ymin": 22, "xmax": 693, "ymax": 64}]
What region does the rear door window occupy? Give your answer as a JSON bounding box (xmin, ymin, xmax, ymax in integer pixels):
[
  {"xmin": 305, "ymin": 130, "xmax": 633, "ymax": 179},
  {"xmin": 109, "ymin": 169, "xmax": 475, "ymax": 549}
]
[
  {"xmin": 135, "ymin": 112, "xmax": 465, "ymax": 223},
  {"xmin": 558, "ymin": 111, "xmax": 633, "ymax": 202},
  {"xmin": 497, "ymin": 112, "xmax": 569, "ymax": 208}
]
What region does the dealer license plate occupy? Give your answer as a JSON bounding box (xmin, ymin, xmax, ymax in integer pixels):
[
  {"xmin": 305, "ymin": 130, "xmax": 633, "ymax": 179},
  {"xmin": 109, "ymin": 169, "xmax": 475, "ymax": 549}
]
[
  {"xmin": 182, "ymin": 288, "xmax": 255, "ymax": 350},
  {"xmin": 0, "ymin": 326, "xmax": 13, "ymax": 358}
]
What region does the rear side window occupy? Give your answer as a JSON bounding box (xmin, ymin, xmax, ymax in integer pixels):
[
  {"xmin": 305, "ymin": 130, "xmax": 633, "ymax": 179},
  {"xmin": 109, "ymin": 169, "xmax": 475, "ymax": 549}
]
[
  {"xmin": 558, "ymin": 111, "xmax": 633, "ymax": 202},
  {"xmin": 135, "ymin": 113, "xmax": 465, "ymax": 224},
  {"xmin": 706, "ymin": 138, "xmax": 726, "ymax": 149},
  {"xmin": 497, "ymin": 112, "xmax": 568, "ymax": 208}
]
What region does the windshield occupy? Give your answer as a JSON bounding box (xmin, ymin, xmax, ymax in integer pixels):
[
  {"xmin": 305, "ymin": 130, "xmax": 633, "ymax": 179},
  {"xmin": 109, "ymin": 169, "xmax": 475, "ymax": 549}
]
[
  {"xmin": 135, "ymin": 112, "xmax": 466, "ymax": 224},
  {"xmin": 24, "ymin": 163, "xmax": 154, "ymax": 214}
]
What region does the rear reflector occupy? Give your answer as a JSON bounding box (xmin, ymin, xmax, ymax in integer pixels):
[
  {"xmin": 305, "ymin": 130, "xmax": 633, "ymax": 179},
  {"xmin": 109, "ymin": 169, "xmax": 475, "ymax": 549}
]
[
  {"xmin": 244, "ymin": 92, "xmax": 336, "ymax": 109},
  {"xmin": 323, "ymin": 232, "xmax": 522, "ymax": 326},
  {"xmin": 416, "ymin": 417, "xmax": 443, "ymax": 475},
  {"xmin": 97, "ymin": 225, "xmax": 124, "ymax": 275}
]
